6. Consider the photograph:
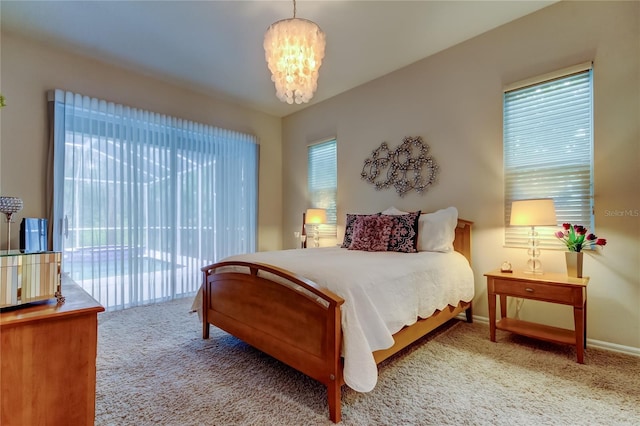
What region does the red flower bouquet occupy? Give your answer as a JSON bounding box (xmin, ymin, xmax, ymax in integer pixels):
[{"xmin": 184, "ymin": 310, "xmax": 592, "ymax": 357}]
[{"xmin": 555, "ymin": 223, "xmax": 607, "ymax": 252}]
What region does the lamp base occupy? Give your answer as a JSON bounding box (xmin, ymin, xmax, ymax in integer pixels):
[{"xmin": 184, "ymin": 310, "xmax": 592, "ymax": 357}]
[
  {"xmin": 523, "ymin": 225, "xmax": 544, "ymax": 274},
  {"xmin": 305, "ymin": 223, "xmax": 320, "ymax": 248},
  {"xmin": 524, "ymin": 258, "xmax": 544, "ymax": 274}
]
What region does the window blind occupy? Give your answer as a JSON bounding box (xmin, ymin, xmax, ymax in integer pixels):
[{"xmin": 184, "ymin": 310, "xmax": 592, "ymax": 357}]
[
  {"xmin": 308, "ymin": 139, "xmax": 337, "ymax": 237},
  {"xmin": 50, "ymin": 89, "xmax": 258, "ymax": 310},
  {"xmin": 504, "ymin": 66, "xmax": 594, "ymax": 248}
]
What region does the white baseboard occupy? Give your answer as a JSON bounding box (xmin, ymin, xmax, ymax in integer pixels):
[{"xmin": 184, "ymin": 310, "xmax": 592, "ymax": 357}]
[
  {"xmin": 586, "ymin": 338, "xmax": 640, "ymax": 357},
  {"xmin": 455, "ymin": 313, "xmax": 640, "ymax": 358}
]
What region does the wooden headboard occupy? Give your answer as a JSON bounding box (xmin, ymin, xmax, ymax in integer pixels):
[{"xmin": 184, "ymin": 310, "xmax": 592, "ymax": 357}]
[{"xmin": 453, "ymin": 219, "xmax": 473, "ymax": 264}]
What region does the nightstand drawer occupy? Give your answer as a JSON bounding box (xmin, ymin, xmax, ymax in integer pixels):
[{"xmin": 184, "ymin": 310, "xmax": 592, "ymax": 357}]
[{"xmin": 492, "ymin": 279, "xmax": 578, "ymax": 304}]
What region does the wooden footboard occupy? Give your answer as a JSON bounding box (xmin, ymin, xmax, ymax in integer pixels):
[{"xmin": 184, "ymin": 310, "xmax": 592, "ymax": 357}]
[
  {"xmin": 201, "ymin": 261, "xmax": 346, "ymax": 421},
  {"xmin": 201, "ymin": 219, "xmax": 473, "ymax": 423}
]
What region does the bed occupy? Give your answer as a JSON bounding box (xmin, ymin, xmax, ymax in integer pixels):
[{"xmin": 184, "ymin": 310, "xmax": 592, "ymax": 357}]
[{"xmin": 200, "ymin": 210, "xmax": 474, "ymax": 423}]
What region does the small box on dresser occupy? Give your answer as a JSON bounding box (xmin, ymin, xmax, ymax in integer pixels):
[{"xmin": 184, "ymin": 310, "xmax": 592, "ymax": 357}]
[{"xmin": 0, "ymin": 251, "xmax": 61, "ymax": 308}]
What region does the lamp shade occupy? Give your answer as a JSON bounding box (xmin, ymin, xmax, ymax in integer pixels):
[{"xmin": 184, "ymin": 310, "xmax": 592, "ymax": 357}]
[
  {"xmin": 264, "ymin": 17, "xmax": 326, "ymax": 105},
  {"xmin": 305, "ymin": 208, "xmax": 327, "ymax": 224},
  {"xmin": 510, "ymin": 199, "xmax": 557, "ymax": 226}
]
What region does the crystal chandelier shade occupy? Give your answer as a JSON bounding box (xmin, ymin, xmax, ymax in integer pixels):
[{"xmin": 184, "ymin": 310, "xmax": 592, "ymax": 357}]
[
  {"xmin": 264, "ymin": 13, "xmax": 326, "ymax": 105},
  {"xmin": 0, "ymin": 197, "xmax": 23, "ymax": 217},
  {"xmin": 0, "ymin": 196, "xmax": 24, "ymax": 252}
]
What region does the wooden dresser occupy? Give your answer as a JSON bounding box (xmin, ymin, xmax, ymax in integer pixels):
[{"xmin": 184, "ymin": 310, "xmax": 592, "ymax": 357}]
[{"xmin": 1, "ymin": 279, "xmax": 104, "ymax": 426}]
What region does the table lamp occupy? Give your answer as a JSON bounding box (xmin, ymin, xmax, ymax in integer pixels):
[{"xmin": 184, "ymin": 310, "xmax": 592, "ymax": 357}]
[
  {"xmin": 510, "ymin": 198, "xmax": 557, "ymax": 274},
  {"xmin": 0, "ymin": 196, "xmax": 24, "ymax": 253},
  {"xmin": 305, "ymin": 208, "xmax": 327, "ymax": 248}
]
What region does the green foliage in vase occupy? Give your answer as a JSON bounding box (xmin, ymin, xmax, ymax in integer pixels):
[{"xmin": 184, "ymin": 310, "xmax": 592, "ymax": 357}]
[{"xmin": 555, "ymin": 223, "xmax": 607, "ymax": 252}]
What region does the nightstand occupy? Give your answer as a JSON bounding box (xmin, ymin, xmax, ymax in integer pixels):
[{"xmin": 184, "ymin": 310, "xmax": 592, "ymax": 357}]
[{"xmin": 485, "ymin": 270, "xmax": 589, "ymax": 363}]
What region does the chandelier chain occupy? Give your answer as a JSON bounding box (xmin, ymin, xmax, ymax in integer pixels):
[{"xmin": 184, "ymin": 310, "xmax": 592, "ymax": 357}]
[{"xmin": 293, "ymin": 0, "xmax": 297, "ymax": 18}]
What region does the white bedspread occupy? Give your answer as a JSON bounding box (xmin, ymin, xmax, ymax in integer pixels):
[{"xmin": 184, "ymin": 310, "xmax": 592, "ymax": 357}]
[{"xmin": 197, "ymin": 247, "xmax": 474, "ymax": 393}]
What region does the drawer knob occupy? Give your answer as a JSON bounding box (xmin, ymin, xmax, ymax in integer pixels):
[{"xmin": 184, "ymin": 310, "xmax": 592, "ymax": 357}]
[{"xmin": 525, "ymin": 287, "xmax": 534, "ymax": 292}]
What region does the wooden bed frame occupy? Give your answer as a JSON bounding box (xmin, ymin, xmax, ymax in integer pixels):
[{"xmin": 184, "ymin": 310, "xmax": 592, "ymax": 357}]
[{"xmin": 201, "ymin": 219, "xmax": 473, "ymax": 423}]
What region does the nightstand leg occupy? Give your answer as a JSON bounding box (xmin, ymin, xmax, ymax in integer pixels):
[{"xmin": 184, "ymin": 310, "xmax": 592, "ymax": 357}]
[
  {"xmin": 499, "ymin": 295, "xmax": 507, "ymax": 319},
  {"xmin": 489, "ymin": 291, "xmax": 496, "ymax": 342},
  {"xmin": 584, "ymin": 293, "xmax": 588, "ymax": 349},
  {"xmin": 574, "ymin": 305, "xmax": 585, "ymax": 364}
]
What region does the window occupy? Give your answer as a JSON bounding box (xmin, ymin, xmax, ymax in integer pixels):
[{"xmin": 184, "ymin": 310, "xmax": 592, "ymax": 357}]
[
  {"xmin": 504, "ymin": 63, "xmax": 593, "ymax": 248},
  {"xmin": 49, "ymin": 90, "xmax": 258, "ymax": 310},
  {"xmin": 308, "ymin": 138, "xmax": 337, "ymax": 237}
]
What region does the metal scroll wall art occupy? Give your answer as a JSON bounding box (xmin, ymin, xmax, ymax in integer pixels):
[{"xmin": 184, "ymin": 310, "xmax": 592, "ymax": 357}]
[{"xmin": 361, "ymin": 136, "xmax": 438, "ymax": 197}]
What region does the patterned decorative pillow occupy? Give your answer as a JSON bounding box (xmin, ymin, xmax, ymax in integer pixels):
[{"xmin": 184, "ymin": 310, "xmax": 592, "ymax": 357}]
[
  {"xmin": 384, "ymin": 210, "xmax": 421, "ymax": 253},
  {"xmin": 348, "ymin": 214, "xmax": 393, "ymax": 252},
  {"xmin": 341, "ymin": 214, "xmax": 357, "ymax": 248},
  {"xmin": 342, "ymin": 213, "xmax": 375, "ymax": 248}
]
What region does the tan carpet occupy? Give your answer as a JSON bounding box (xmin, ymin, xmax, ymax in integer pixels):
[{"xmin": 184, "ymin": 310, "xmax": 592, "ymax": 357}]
[{"xmin": 96, "ymin": 297, "xmax": 640, "ymax": 425}]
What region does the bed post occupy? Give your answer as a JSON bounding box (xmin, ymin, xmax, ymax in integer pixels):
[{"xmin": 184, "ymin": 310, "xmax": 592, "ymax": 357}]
[
  {"xmin": 302, "ymin": 211, "xmax": 307, "ymax": 249},
  {"xmin": 454, "ymin": 219, "xmax": 474, "ymax": 324},
  {"xmin": 326, "ymin": 281, "xmax": 343, "ymax": 423},
  {"xmin": 327, "ymin": 381, "xmax": 341, "ymax": 423},
  {"xmin": 465, "ymin": 302, "xmax": 473, "ymax": 323},
  {"xmin": 202, "ymin": 269, "xmax": 210, "ymax": 339},
  {"xmin": 453, "ymin": 219, "xmax": 473, "ymax": 264}
]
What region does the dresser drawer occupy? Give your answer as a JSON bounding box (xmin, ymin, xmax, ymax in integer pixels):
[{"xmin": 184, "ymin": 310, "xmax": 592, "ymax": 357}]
[{"xmin": 492, "ymin": 279, "xmax": 579, "ymax": 305}]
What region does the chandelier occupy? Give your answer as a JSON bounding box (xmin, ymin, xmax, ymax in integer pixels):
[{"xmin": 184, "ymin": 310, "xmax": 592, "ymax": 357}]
[{"xmin": 263, "ymin": 0, "xmax": 326, "ymax": 105}]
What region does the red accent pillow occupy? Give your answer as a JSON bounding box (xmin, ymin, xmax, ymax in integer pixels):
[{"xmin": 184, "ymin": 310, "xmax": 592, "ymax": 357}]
[{"xmin": 348, "ymin": 214, "xmax": 393, "ymax": 252}]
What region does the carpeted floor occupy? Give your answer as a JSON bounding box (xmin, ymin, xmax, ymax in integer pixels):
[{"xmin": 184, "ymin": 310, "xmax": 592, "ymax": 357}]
[{"xmin": 95, "ymin": 297, "xmax": 640, "ymax": 425}]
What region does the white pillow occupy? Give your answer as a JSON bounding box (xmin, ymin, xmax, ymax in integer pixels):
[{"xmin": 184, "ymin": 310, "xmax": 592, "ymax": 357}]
[
  {"xmin": 417, "ymin": 207, "xmax": 458, "ymax": 252},
  {"xmin": 381, "ymin": 206, "xmax": 408, "ymax": 216}
]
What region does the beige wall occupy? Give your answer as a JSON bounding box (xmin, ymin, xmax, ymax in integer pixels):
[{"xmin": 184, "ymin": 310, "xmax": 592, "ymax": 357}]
[
  {"xmin": 0, "ymin": 31, "xmax": 282, "ymax": 252},
  {"xmin": 282, "ymin": 1, "xmax": 640, "ymax": 350}
]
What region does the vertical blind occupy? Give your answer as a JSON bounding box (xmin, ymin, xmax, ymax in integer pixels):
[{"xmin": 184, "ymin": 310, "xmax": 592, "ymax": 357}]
[
  {"xmin": 504, "ymin": 65, "xmax": 594, "ymax": 248},
  {"xmin": 308, "ymin": 139, "xmax": 337, "ymax": 237},
  {"xmin": 50, "ymin": 90, "xmax": 258, "ymax": 310}
]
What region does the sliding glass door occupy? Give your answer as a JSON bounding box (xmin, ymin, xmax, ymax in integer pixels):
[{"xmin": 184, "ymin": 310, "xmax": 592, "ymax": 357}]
[{"xmin": 50, "ymin": 90, "xmax": 258, "ymax": 310}]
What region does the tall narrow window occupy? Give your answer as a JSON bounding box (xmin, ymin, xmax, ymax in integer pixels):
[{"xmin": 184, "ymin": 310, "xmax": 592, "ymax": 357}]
[
  {"xmin": 308, "ymin": 138, "xmax": 337, "ymax": 237},
  {"xmin": 504, "ymin": 63, "xmax": 594, "ymax": 247},
  {"xmin": 49, "ymin": 90, "xmax": 258, "ymax": 310}
]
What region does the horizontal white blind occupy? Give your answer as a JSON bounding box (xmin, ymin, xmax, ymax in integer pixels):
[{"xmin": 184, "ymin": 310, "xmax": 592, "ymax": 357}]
[
  {"xmin": 504, "ymin": 68, "xmax": 593, "ymax": 248},
  {"xmin": 308, "ymin": 139, "xmax": 337, "ymax": 237}
]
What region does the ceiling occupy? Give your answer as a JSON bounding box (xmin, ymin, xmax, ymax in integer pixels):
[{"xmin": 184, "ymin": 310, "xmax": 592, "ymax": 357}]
[{"xmin": 1, "ymin": 1, "xmax": 556, "ymax": 117}]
